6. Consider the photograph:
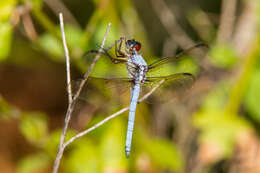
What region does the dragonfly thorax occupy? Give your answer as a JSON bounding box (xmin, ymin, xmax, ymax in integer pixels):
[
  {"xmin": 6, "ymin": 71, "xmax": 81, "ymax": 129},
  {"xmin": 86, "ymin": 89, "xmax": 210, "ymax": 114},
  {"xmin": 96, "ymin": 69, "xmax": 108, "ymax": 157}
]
[{"xmin": 126, "ymin": 53, "xmax": 148, "ymax": 84}]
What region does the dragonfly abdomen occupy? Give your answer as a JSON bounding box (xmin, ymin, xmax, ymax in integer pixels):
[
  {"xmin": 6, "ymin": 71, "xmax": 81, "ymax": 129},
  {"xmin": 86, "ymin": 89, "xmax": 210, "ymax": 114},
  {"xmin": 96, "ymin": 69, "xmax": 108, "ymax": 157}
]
[{"xmin": 125, "ymin": 84, "xmax": 141, "ymax": 158}]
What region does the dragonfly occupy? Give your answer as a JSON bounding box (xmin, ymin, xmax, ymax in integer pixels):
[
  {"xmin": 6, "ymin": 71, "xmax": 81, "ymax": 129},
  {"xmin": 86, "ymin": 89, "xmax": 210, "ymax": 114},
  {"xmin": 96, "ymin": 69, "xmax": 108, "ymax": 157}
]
[{"xmin": 80, "ymin": 37, "xmax": 207, "ymax": 158}]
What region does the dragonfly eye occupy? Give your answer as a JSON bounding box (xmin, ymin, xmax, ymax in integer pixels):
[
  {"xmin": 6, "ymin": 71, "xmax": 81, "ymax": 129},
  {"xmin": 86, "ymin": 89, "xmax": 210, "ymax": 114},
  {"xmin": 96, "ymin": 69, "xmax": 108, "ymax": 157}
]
[
  {"xmin": 134, "ymin": 42, "xmax": 141, "ymax": 51},
  {"xmin": 126, "ymin": 39, "xmax": 141, "ymax": 51},
  {"xmin": 126, "ymin": 39, "xmax": 135, "ymax": 46}
]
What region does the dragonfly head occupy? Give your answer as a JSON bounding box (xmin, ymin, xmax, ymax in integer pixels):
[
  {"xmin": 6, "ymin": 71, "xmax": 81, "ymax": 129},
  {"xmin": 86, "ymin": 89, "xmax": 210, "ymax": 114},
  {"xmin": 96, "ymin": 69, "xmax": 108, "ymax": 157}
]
[{"xmin": 126, "ymin": 39, "xmax": 141, "ymax": 52}]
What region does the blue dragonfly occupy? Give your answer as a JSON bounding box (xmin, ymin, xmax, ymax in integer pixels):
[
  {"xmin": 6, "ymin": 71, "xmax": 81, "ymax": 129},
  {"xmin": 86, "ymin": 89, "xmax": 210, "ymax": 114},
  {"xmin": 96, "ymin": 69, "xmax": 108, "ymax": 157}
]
[{"xmin": 80, "ymin": 37, "xmax": 207, "ymax": 158}]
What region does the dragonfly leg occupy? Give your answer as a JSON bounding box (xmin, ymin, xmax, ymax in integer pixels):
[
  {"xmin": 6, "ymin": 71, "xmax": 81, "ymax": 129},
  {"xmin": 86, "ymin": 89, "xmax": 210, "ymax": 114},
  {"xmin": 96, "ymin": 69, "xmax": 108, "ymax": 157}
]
[
  {"xmin": 85, "ymin": 47, "xmax": 126, "ymax": 64},
  {"xmin": 83, "ymin": 37, "xmax": 128, "ymax": 65},
  {"xmin": 115, "ymin": 37, "xmax": 127, "ymax": 58},
  {"xmin": 102, "ymin": 48, "xmax": 127, "ymax": 64}
]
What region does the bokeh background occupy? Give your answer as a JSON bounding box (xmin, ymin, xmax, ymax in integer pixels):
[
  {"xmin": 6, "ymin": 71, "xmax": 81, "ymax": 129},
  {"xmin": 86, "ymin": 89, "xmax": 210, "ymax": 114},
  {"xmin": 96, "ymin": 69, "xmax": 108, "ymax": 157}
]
[{"xmin": 0, "ymin": 0, "xmax": 260, "ymax": 173}]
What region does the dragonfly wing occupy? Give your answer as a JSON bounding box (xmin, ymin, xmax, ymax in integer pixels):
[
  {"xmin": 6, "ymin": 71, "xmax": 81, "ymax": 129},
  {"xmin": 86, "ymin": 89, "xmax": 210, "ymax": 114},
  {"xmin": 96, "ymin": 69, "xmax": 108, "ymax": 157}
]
[
  {"xmin": 144, "ymin": 73, "xmax": 195, "ymax": 92},
  {"xmin": 139, "ymin": 73, "xmax": 195, "ymax": 104},
  {"xmin": 72, "ymin": 76, "xmax": 134, "ymax": 103},
  {"xmin": 148, "ymin": 43, "xmax": 208, "ymax": 70}
]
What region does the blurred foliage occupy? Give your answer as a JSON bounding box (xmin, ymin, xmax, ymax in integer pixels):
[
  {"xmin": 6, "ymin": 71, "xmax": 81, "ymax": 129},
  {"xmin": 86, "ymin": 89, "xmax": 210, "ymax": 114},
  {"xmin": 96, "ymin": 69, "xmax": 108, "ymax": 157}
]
[
  {"xmin": 209, "ymin": 44, "xmax": 238, "ymax": 68},
  {"xmin": 193, "ymin": 110, "xmax": 251, "ymax": 160},
  {"xmin": 0, "ymin": 0, "xmax": 17, "ymax": 21},
  {"xmin": 0, "ymin": 96, "xmax": 18, "ymax": 120},
  {"xmin": 245, "ymin": 69, "xmax": 260, "ymax": 123},
  {"xmin": 0, "ymin": 0, "xmax": 16, "ymax": 60},
  {"xmin": 0, "ymin": 0, "xmax": 260, "ymax": 173},
  {"xmin": 19, "ymin": 112, "xmax": 48, "ymax": 145},
  {"xmin": 136, "ymin": 129, "xmax": 184, "ymax": 171},
  {"xmin": 17, "ymin": 153, "xmax": 51, "ymax": 173}
]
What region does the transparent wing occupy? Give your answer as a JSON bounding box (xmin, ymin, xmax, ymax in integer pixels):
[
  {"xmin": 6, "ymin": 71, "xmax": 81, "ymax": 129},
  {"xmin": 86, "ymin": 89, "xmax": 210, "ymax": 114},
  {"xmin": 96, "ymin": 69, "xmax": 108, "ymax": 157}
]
[
  {"xmin": 141, "ymin": 73, "xmax": 195, "ymax": 104},
  {"xmin": 72, "ymin": 76, "xmax": 134, "ymax": 104},
  {"xmin": 72, "ymin": 73, "xmax": 194, "ymax": 106},
  {"xmin": 145, "ymin": 73, "xmax": 195, "ymax": 90},
  {"xmin": 77, "ymin": 45, "xmax": 130, "ymax": 104},
  {"xmin": 147, "ymin": 43, "xmax": 208, "ymax": 70}
]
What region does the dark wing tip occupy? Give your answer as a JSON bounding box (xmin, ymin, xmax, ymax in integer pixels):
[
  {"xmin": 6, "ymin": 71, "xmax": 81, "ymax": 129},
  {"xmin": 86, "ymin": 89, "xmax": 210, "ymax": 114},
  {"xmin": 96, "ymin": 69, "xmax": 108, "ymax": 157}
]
[
  {"xmin": 182, "ymin": 72, "xmax": 193, "ymax": 76},
  {"xmin": 181, "ymin": 73, "xmax": 196, "ymax": 82},
  {"xmin": 195, "ymin": 43, "xmax": 209, "ymax": 49},
  {"xmin": 182, "ymin": 72, "xmax": 195, "ymax": 78}
]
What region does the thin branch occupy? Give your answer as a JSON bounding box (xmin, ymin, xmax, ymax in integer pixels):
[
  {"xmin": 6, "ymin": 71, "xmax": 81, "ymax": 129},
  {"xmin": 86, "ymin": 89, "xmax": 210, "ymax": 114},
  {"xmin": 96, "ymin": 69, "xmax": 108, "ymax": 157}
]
[
  {"xmin": 60, "ymin": 13, "xmax": 72, "ymax": 104},
  {"xmin": 64, "ymin": 79, "xmax": 165, "ymax": 148},
  {"xmin": 44, "ymin": 0, "xmax": 80, "ymax": 27},
  {"xmin": 150, "ymin": 0, "xmax": 195, "ymax": 49},
  {"xmin": 52, "ymin": 16, "xmax": 111, "ymax": 173},
  {"xmin": 72, "ymin": 22, "xmax": 112, "ymax": 103},
  {"xmin": 217, "ymin": 0, "xmax": 237, "ymax": 43},
  {"xmin": 232, "ymin": 1, "xmax": 256, "ymax": 56},
  {"xmin": 22, "ymin": 9, "xmax": 38, "ymax": 40}
]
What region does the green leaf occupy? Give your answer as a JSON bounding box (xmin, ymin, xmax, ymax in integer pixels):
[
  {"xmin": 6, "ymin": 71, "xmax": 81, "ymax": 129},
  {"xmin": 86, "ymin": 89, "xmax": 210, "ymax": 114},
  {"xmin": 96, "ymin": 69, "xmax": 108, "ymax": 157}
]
[
  {"xmin": 92, "ymin": 21, "xmax": 118, "ymax": 49},
  {"xmin": 19, "ymin": 112, "xmax": 48, "ymax": 145},
  {"xmin": 144, "ymin": 138, "xmax": 184, "ymax": 171},
  {"xmin": 64, "ymin": 140, "xmax": 100, "ymax": 173},
  {"xmin": 0, "ymin": 0, "xmax": 17, "ymax": 21},
  {"xmin": 0, "ymin": 22, "xmax": 13, "ymax": 61},
  {"xmin": 23, "ymin": 0, "xmax": 43, "ymax": 10},
  {"xmin": 201, "ymin": 81, "xmax": 230, "ymax": 110},
  {"xmin": 193, "ymin": 109, "xmax": 251, "ymax": 159},
  {"xmin": 32, "ymin": 0, "xmax": 43, "ymax": 9},
  {"xmin": 17, "ymin": 153, "xmax": 51, "ymax": 173},
  {"xmin": 38, "ymin": 25, "xmax": 84, "ymax": 61},
  {"xmin": 137, "ymin": 129, "xmax": 184, "ymax": 171},
  {"xmin": 100, "ymin": 119, "xmax": 128, "ymax": 171},
  {"xmin": 38, "ymin": 33, "xmax": 63, "ymax": 60},
  {"xmin": 0, "ymin": 96, "xmax": 19, "ymax": 120},
  {"xmin": 175, "ymin": 57, "xmax": 199, "ymax": 75},
  {"xmin": 255, "ymin": 0, "xmax": 260, "ymax": 23},
  {"xmin": 209, "ymin": 44, "xmax": 238, "ymax": 68},
  {"xmin": 245, "ymin": 69, "xmax": 260, "ymax": 123},
  {"xmin": 64, "ymin": 25, "xmax": 83, "ymax": 48}
]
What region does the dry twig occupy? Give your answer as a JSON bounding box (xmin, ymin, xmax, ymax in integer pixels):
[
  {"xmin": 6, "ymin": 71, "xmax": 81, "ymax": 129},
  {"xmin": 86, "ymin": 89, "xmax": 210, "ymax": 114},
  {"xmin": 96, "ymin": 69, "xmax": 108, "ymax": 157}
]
[
  {"xmin": 52, "ymin": 13, "xmax": 111, "ymax": 173},
  {"xmin": 60, "ymin": 13, "xmax": 72, "ymax": 104},
  {"xmin": 150, "ymin": 0, "xmax": 195, "ymax": 49},
  {"xmin": 217, "ymin": 0, "xmax": 237, "ymax": 43},
  {"xmin": 44, "ymin": 0, "xmax": 80, "ymax": 27}
]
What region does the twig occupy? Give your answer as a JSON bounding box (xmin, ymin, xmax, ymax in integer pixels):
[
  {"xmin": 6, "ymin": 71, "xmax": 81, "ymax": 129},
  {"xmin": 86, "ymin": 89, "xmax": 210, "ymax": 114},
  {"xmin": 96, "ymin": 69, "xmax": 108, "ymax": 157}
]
[
  {"xmin": 31, "ymin": 7, "xmax": 61, "ymax": 41},
  {"xmin": 52, "ymin": 15, "xmax": 111, "ymax": 173},
  {"xmin": 232, "ymin": 1, "xmax": 256, "ymax": 56},
  {"xmin": 22, "ymin": 9, "xmax": 38, "ymax": 40},
  {"xmin": 60, "ymin": 13, "xmax": 72, "ymax": 104},
  {"xmin": 72, "ymin": 22, "xmax": 112, "ymax": 103},
  {"xmin": 63, "ymin": 79, "xmax": 165, "ymax": 148},
  {"xmin": 217, "ymin": 0, "xmax": 237, "ymax": 43},
  {"xmin": 44, "ymin": 0, "xmax": 80, "ymax": 27},
  {"xmin": 150, "ymin": 0, "xmax": 195, "ymax": 50}
]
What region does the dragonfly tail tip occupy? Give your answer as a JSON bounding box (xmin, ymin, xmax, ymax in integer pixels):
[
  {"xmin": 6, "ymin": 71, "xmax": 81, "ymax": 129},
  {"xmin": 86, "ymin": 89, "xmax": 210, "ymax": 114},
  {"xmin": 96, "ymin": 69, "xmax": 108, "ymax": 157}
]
[{"xmin": 125, "ymin": 151, "xmax": 130, "ymax": 158}]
